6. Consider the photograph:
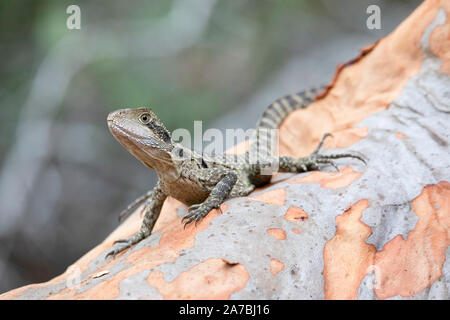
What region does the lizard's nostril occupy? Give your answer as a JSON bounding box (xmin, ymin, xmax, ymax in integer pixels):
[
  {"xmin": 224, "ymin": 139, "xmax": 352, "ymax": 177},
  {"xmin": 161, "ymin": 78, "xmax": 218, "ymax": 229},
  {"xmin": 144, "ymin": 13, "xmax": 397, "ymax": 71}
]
[{"xmin": 107, "ymin": 110, "xmax": 120, "ymax": 122}]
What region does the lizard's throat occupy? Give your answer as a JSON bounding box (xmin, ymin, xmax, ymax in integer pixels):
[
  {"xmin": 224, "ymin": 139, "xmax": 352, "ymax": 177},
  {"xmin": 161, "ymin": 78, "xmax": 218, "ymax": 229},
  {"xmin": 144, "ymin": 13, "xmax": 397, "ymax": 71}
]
[{"xmin": 123, "ymin": 141, "xmax": 175, "ymax": 172}]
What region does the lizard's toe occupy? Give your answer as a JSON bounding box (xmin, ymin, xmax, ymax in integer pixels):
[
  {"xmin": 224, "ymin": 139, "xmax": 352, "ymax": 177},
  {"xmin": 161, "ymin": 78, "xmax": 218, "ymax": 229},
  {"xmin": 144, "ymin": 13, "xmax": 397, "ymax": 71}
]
[
  {"xmin": 301, "ymin": 150, "xmax": 366, "ymax": 172},
  {"xmin": 183, "ymin": 214, "xmax": 197, "ymax": 228},
  {"xmin": 183, "ymin": 217, "xmax": 194, "ymax": 228},
  {"xmin": 105, "ymin": 232, "xmax": 146, "ymax": 259},
  {"xmin": 316, "ymin": 152, "xmax": 367, "ymax": 165},
  {"xmin": 187, "ymin": 203, "xmax": 202, "ymax": 211},
  {"xmin": 183, "ymin": 209, "xmax": 206, "ymax": 228},
  {"xmin": 105, "ymin": 241, "xmax": 133, "ymax": 259},
  {"xmin": 113, "ymin": 238, "xmax": 131, "ymax": 244},
  {"xmin": 181, "ymin": 204, "xmax": 202, "ymax": 225},
  {"xmin": 106, "ymin": 245, "xmax": 128, "ymax": 259},
  {"xmin": 316, "ymin": 158, "xmax": 339, "ymax": 171}
]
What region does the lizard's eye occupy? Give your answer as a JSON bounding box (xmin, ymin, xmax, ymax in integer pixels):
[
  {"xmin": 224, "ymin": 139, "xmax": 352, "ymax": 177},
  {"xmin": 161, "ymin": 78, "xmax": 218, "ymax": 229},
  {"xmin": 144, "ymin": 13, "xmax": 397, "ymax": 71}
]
[{"xmin": 139, "ymin": 113, "xmax": 151, "ymax": 124}]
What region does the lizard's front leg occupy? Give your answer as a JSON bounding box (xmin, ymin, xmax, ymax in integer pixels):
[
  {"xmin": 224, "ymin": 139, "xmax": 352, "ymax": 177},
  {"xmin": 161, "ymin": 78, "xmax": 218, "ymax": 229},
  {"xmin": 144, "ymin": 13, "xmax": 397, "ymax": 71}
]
[
  {"xmin": 182, "ymin": 171, "xmax": 237, "ymax": 227},
  {"xmin": 278, "ymin": 133, "xmax": 366, "ymax": 173},
  {"xmin": 106, "ymin": 181, "xmax": 167, "ymax": 258}
]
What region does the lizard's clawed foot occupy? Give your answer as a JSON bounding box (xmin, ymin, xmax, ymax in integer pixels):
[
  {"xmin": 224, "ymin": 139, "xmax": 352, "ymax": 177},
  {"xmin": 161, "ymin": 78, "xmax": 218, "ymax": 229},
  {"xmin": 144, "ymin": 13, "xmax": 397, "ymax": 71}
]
[
  {"xmin": 182, "ymin": 204, "xmax": 213, "ymax": 228},
  {"xmin": 301, "ymin": 133, "xmax": 366, "ymax": 171},
  {"xmin": 105, "ymin": 231, "xmax": 146, "ymax": 259}
]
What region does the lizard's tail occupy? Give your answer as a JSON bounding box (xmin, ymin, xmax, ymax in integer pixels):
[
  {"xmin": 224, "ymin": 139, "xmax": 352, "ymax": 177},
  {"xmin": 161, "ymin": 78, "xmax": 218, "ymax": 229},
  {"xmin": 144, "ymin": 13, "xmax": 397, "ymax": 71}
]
[
  {"xmin": 245, "ymin": 85, "xmax": 326, "ymax": 186},
  {"xmin": 256, "ymin": 85, "xmax": 325, "ymax": 130}
]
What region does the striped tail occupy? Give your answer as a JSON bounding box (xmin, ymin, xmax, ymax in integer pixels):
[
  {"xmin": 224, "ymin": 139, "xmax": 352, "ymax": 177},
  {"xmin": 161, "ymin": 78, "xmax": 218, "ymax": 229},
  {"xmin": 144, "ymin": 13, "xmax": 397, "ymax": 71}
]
[
  {"xmin": 256, "ymin": 86, "xmax": 325, "ymax": 130},
  {"xmin": 246, "ymin": 86, "xmax": 325, "ymax": 185}
]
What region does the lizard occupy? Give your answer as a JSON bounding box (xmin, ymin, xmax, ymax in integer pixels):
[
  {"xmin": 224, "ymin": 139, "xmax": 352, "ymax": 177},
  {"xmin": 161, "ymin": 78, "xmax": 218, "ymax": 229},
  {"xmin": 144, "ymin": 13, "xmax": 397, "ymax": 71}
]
[{"xmin": 105, "ymin": 86, "xmax": 365, "ymax": 258}]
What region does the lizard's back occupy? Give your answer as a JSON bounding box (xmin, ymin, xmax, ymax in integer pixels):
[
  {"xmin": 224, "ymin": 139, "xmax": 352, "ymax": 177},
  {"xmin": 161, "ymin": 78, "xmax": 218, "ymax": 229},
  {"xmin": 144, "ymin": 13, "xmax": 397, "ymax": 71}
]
[{"xmin": 205, "ymin": 86, "xmax": 325, "ymax": 187}]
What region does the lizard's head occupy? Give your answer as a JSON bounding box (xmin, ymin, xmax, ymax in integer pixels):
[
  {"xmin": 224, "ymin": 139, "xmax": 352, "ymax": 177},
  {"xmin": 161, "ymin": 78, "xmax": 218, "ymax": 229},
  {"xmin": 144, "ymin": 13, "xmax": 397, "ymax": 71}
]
[{"xmin": 107, "ymin": 107, "xmax": 173, "ymax": 168}]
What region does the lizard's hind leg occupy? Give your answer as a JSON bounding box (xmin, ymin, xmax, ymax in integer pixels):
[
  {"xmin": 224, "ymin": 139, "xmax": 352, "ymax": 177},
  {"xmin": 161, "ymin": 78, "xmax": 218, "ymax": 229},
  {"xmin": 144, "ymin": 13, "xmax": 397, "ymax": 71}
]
[{"xmin": 278, "ymin": 133, "xmax": 366, "ymax": 173}]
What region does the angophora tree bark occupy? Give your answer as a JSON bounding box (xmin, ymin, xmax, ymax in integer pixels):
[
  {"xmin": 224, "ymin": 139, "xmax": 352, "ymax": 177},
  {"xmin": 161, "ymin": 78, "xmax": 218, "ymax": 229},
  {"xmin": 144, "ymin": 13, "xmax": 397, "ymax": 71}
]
[{"xmin": 1, "ymin": 0, "xmax": 449, "ymax": 300}]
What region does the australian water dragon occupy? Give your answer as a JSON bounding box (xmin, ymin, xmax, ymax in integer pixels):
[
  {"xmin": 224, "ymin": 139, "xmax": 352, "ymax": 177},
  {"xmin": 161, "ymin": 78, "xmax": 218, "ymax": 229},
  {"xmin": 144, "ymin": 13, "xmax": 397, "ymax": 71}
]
[{"xmin": 106, "ymin": 87, "xmax": 365, "ymax": 258}]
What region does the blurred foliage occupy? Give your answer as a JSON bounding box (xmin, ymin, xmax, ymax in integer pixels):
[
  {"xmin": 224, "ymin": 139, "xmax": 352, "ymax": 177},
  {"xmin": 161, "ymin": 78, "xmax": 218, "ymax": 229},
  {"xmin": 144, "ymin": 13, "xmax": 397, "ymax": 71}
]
[{"xmin": 0, "ymin": 0, "xmax": 327, "ymax": 156}]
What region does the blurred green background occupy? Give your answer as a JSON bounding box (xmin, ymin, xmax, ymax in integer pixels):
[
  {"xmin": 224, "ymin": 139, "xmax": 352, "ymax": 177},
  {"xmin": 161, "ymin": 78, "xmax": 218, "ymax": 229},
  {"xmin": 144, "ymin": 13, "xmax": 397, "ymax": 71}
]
[{"xmin": 0, "ymin": 0, "xmax": 420, "ymax": 293}]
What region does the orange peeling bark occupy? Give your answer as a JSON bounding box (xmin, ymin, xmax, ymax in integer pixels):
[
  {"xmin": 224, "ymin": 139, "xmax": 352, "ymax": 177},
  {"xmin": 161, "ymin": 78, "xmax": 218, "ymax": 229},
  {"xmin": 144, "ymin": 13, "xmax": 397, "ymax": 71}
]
[
  {"xmin": 46, "ymin": 203, "xmax": 227, "ymax": 299},
  {"xmin": 396, "ymin": 132, "xmax": 408, "ymax": 139},
  {"xmin": 278, "ymin": 0, "xmax": 443, "ymax": 159},
  {"xmin": 284, "ymin": 206, "xmax": 309, "ymax": 221},
  {"xmin": 146, "ymin": 258, "xmax": 249, "ymax": 299},
  {"xmin": 267, "ymin": 228, "xmax": 287, "ymax": 240},
  {"xmin": 249, "ymin": 188, "xmax": 286, "ymax": 206},
  {"xmin": 270, "ymin": 258, "xmax": 285, "ymax": 275},
  {"xmin": 373, "ymin": 181, "xmax": 450, "ymax": 299},
  {"xmin": 323, "ymin": 199, "xmax": 376, "ymax": 300},
  {"xmin": 323, "ymin": 182, "xmax": 450, "ymax": 300},
  {"xmin": 290, "ymin": 166, "xmax": 362, "ymax": 189},
  {"xmin": 429, "ymin": 1, "xmax": 450, "ymax": 74},
  {"xmin": 322, "ymin": 127, "xmax": 368, "ymax": 150}
]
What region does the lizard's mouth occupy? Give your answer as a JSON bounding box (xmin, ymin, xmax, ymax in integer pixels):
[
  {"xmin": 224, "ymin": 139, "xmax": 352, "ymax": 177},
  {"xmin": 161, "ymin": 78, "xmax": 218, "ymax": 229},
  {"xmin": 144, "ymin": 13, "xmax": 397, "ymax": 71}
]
[
  {"xmin": 108, "ymin": 121, "xmax": 159, "ymax": 148},
  {"xmin": 107, "ymin": 110, "xmax": 151, "ymax": 143},
  {"xmin": 108, "ymin": 120, "xmax": 174, "ymax": 167},
  {"xmin": 107, "ymin": 111, "xmax": 173, "ymax": 157}
]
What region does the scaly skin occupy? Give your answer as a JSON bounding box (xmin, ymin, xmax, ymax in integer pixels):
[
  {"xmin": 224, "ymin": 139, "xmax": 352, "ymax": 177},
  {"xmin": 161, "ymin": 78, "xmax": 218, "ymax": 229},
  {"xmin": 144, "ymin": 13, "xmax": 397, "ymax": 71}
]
[{"xmin": 105, "ymin": 87, "xmax": 365, "ymax": 258}]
